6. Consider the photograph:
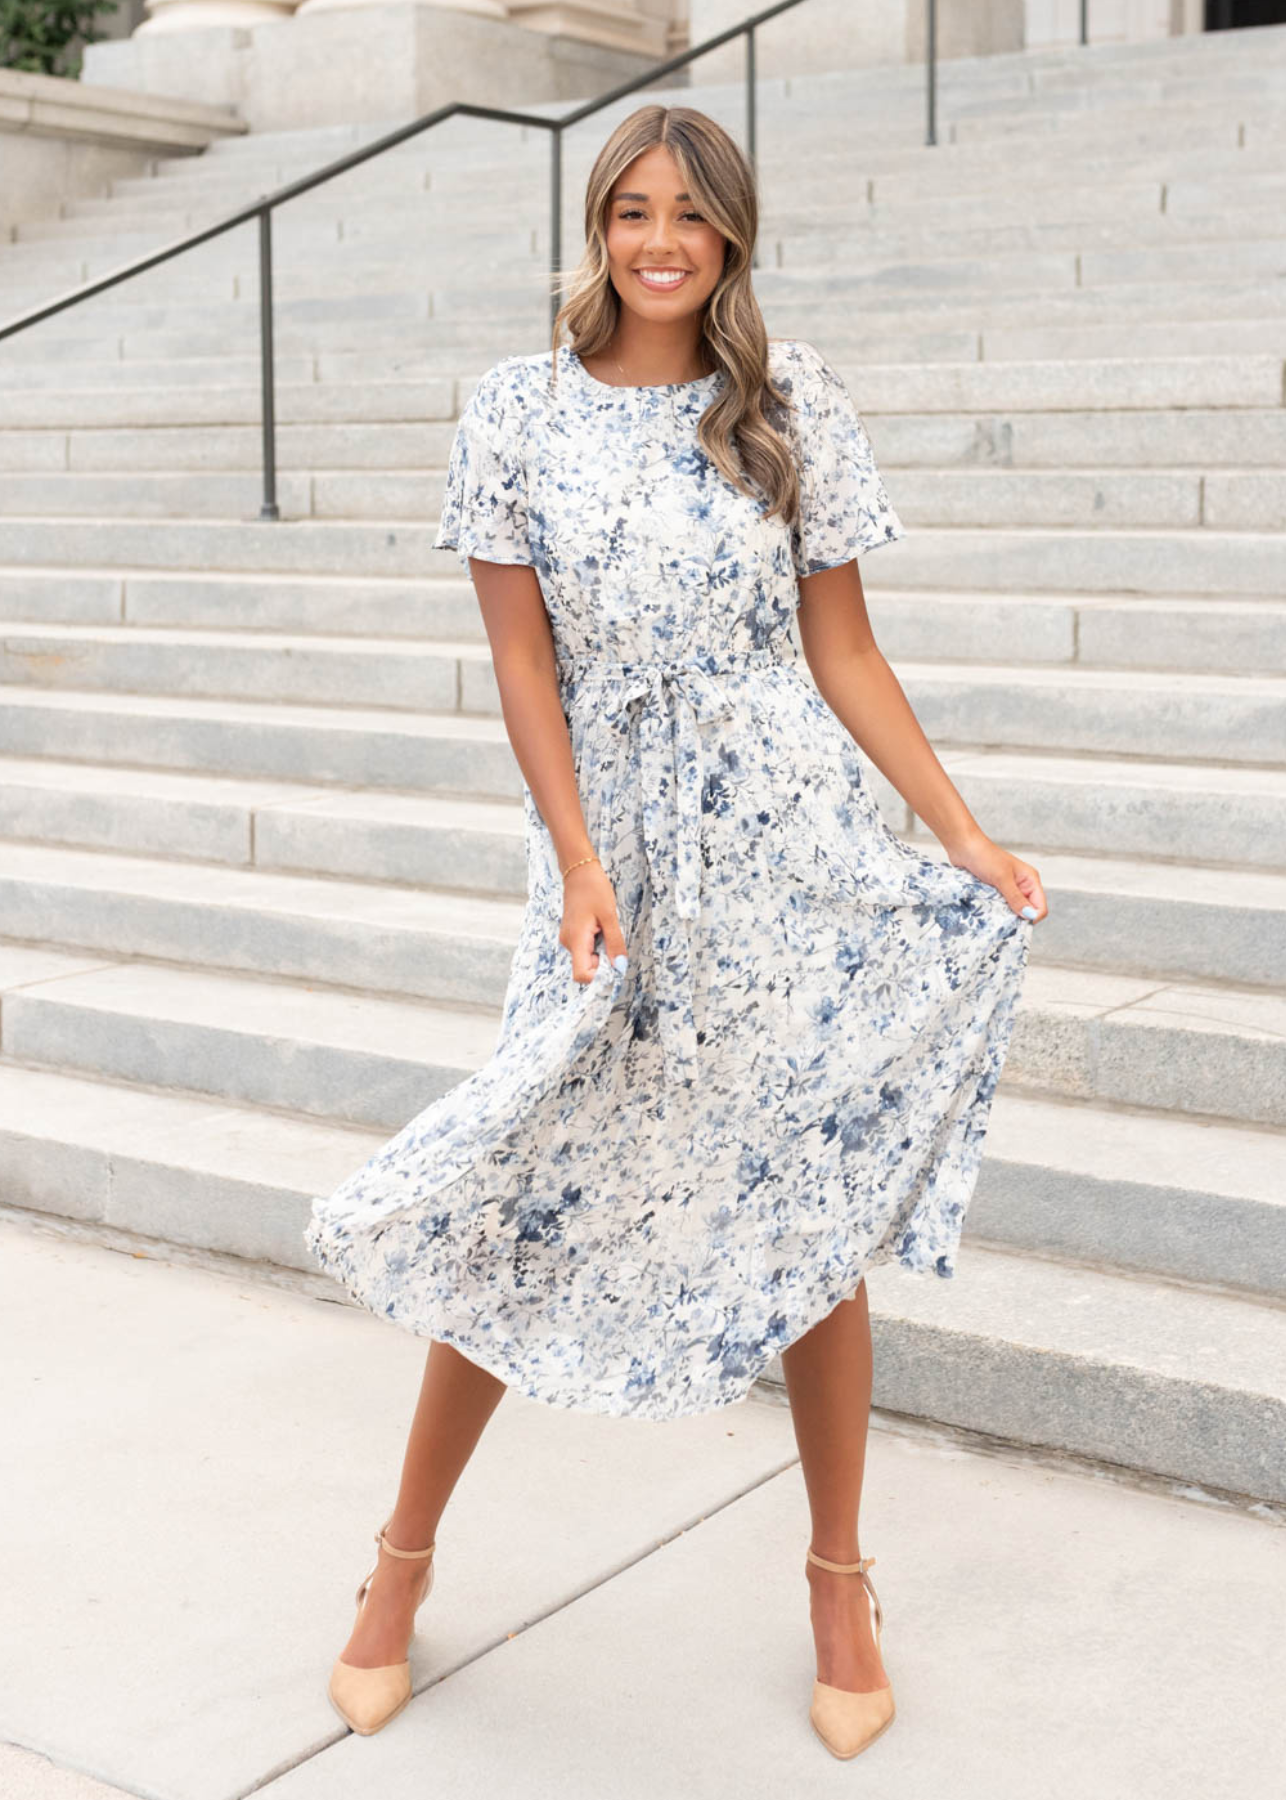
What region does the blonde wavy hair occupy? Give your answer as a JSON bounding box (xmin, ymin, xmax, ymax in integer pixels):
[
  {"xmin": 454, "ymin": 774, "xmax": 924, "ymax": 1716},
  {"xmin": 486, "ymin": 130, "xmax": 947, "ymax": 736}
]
[{"xmin": 548, "ymin": 103, "xmax": 801, "ymax": 528}]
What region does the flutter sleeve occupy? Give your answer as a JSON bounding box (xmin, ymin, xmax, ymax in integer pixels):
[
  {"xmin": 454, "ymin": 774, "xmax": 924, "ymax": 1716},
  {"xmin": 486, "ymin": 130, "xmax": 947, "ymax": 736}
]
[
  {"xmin": 786, "ymin": 341, "xmax": 906, "ymax": 577},
  {"xmin": 433, "ymin": 360, "xmax": 535, "ymax": 572}
]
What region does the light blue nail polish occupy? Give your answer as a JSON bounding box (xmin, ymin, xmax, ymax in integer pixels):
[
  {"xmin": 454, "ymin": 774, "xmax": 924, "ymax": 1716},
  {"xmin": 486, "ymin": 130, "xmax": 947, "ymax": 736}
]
[
  {"xmin": 613, "ymin": 953, "xmax": 629, "ymax": 973},
  {"xmin": 1020, "ymin": 905, "xmax": 1037, "ymax": 920}
]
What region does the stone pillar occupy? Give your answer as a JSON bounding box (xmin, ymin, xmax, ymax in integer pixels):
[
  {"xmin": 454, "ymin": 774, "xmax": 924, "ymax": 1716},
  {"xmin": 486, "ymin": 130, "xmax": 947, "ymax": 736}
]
[
  {"xmin": 502, "ymin": 0, "xmax": 667, "ymax": 57},
  {"xmin": 294, "ymin": 0, "xmax": 502, "ymax": 18},
  {"xmin": 136, "ymin": 0, "xmax": 297, "ymax": 31}
]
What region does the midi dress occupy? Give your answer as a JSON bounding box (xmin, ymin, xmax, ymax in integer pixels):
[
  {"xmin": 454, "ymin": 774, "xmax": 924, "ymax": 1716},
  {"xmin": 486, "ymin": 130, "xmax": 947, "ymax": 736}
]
[{"xmin": 303, "ymin": 336, "xmax": 1033, "ymax": 1421}]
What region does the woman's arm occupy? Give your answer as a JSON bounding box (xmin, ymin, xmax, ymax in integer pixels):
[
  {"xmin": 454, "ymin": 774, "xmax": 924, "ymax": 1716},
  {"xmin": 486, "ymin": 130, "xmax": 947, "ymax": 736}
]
[
  {"xmin": 795, "ymin": 560, "xmax": 1047, "ymax": 922},
  {"xmin": 469, "ymin": 558, "xmax": 630, "ymax": 979}
]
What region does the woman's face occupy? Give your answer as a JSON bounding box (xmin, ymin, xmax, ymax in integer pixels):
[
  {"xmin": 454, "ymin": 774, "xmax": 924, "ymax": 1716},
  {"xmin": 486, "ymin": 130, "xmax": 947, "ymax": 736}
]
[{"xmin": 603, "ymin": 145, "xmax": 726, "ymax": 323}]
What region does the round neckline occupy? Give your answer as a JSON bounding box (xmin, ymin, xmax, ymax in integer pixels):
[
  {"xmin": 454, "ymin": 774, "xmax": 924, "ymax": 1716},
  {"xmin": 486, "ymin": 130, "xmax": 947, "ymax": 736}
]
[{"xmin": 563, "ymin": 344, "xmax": 723, "ymax": 396}]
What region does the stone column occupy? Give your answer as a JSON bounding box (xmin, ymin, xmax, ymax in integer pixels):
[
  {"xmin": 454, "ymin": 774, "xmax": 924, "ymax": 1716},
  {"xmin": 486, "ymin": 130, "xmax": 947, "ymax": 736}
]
[
  {"xmin": 294, "ymin": 0, "xmax": 502, "ymax": 17},
  {"xmin": 136, "ymin": 0, "xmax": 298, "ymax": 30}
]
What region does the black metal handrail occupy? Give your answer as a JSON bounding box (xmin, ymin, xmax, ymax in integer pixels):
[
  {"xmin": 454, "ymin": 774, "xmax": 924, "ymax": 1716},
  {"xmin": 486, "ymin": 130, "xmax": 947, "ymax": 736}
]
[{"xmin": 0, "ymin": 0, "xmax": 1091, "ymax": 519}]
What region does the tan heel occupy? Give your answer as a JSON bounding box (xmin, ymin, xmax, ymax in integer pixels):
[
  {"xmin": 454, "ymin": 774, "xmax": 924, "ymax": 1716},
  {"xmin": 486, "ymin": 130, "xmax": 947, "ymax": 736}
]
[
  {"xmin": 805, "ymin": 1547, "xmax": 896, "ymax": 1760},
  {"xmin": 327, "ymin": 1516, "xmax": 437, "ymax": 1736}
]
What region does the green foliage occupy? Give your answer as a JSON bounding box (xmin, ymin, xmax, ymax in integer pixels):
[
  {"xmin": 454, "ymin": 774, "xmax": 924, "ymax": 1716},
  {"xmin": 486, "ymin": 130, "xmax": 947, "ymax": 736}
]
[{"xmin": 1, "ymin": 0, "xmax": 122, "ymax": 79}]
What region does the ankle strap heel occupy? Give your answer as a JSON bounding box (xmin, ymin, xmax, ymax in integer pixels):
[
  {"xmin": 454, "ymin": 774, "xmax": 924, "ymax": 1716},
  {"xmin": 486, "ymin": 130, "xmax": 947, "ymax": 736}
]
[
  {"xmin": 354, "ymin": 1516, "xmax": 436, "ymax": 1608},
  {"xmin": 328, "ymin": 1516, "xmax": 438, "ymax": 1736},
  {"xmin": 805, "ymin": 1547, "xmax": 883, "ymax": 1638},
  {"xmin": 804, "ymin": 1545, "xmax": 895, "ymax": 1761}
]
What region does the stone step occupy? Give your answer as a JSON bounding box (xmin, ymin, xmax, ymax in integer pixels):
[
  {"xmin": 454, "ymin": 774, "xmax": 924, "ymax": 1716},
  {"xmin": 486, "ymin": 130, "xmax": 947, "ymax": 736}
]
[
  {"xmin": 988, "ymin": 846, "xmax": 1286, "ymax": 988},
  {"xmin": 0, "ymin": 462, "xmax": 1279, "ymax": 529},
  {"xmin": 12, "ymin": 180, "xmax": 1284, "ymax": 313},
  {"xmin": 0, "ymin": 380, "xmax": 454, "ymax": 425},
  {"xmin": 0, "ymin": 421, "xmax": 462, "ymax": 472},
  {"xmin": 5, "ymin": 306, "xmax": 1284, "ymax": 404},
  {"xmin": 970, "ymin": 1089, "xmax": 1286, "ymax": 1301},
  {"xmin": 92, "ymin": 103, "xmax": 1282, "ymax": 221},
  {"xmin": 0, "ymin": 837, "xmax": 524, "ymax": 1008},
  {"xmin": 0, "ymin": 684, "xmax": 523, "ymax": 798},
  {"xmin": 0, "ymin": 646, "xmax": 1280, "ymax": 763},
  {"xmin": 897, "ymin": 661, "xmax": 1286, "ymax": 763},
  {"xmin": 7, "ymin": 233, "xmax": 1286, "ymax": 333},
  {"xmin": 3, "ymin": 944, "xmax": 1283, "ymax": 1299},
  {"xmin": 873, "ymin": 409, "xmax": 1286, "ymax": 469},
  {"xmin": 776, "ymin": 206, "xmax": 1286, "ymax": 264},
  {"xmin": 7, "ymin": 276, "xmax": 1286, "ymax": 370},
  {"xmin": 1, "ymin": 1047, "xmax": 1282, "ymax": 1500},
  {"xmin": 4, "ymin": 350, "xmax": 1281, "ymax": 424},
  {"xmin": 0, "ymin": 1052, "xmax": 375, "ymax": 1273},
  {"xmin": 2, "ymin": 735, "xmax": 1283, "ymax": 883},
  {"xmin": 0, "ymin": 515, "xmax": 1279, "ymax": 596},
  {"xmin": 860, "ymin": 1238, "xmax": 1286, "ymax": 1504},
  {"xmin": 1, "ymin": 313, "xmax": 1283, "ymax": 406},
  {"xmin": 5, "ymin": 409, "xmax": 1286, "ymax": 480},
  {"xmin": 0, "ymin": 756, "xmax": 525, "ymax": 883},
  {"xmin": 0, "ymin": 565, "xmax": 480, "ymax": 636},
  {"xmin": 118, "ymin": 136, "xmax": 1286, "ymax": 256},
  {"xmin": 130, "ymin": 92, "xmax": 1286, "ymax": 186},
  {"xmin": 31, "ymin": 196, "xmax": 1285, "ymax": 267},
  {"xmin": 88, "ymin": 164, "xmax": 1286, "ymax": 231},
  {"xmin": 907, "ymin": 747, "xmax": 1286, "ymax": 869},
  {"xmin": 869, "ymin": 592, "xmax": 1286, "ymax": 676},
  {"xmin": 1007, "ymin": 963, "xmax": 1286, "ymax": 1130},
  {"xmin": 1, "ymin": 571, "xmax": 1280, "ymax": 677},
  {"xmin": 10, "ymin": 723, "xmax": 1282, "ymax": 878},
  {"xmin": 0, "ymin": 943, "xmax": 497, "ymax": 1132},
  {"xmin": 1, "ymin": 836, "xmax": 1284, "ymax": 1076},
  {"xmin": 0, "ymin": 620, "xmax": 488, "ymax": 709}
]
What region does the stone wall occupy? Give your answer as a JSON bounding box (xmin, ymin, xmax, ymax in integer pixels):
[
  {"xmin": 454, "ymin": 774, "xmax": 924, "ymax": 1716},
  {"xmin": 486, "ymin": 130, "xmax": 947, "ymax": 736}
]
[{"xmin": 0, "ymin": 68, "xmax": 243, "ymax": 235}]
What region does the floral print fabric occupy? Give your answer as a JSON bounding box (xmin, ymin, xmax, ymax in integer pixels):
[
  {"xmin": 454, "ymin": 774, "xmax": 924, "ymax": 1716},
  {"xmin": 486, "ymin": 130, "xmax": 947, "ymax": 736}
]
[{"xmin": 303, "ymin": 338, "xmax": 1032, "ymax": 1420}]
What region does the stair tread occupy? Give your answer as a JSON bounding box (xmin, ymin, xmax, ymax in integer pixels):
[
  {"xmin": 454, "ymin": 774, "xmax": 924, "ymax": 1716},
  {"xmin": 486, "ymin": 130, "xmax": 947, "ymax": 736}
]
[
  {"xmin": 1019, "ymin": 960, "xmax": 1286, "ymax": 1038},
  {"xmin": 0, "ymin": 753, "xmax": 524, "ymax": 820},
  {"xmin": 3, "ymin": 945, "xmax": 1281, "ymax": 1204},
  {"xmin": 0, "ymin": 1058, "xmax": 378, "ymax": 1188},
  {"xmin": 867, "ymin": 1237, "xmax": 1286, "ymax": 1399},
  {"xmin": 986, "ymin": 1088, "xmax": 1285, "ymax": 1207},
  {"xmin": 0, "ymin": 620, "xmax": 491, "ymax": 657},
  {"xmin": 3, "ymin": 839, "xmax": 1285, "ymax": 1025},
  {"xmin": 0, "ymin": 838, "xmax": 525, "ymax": 930},
  {"xmin": 0, "ymin": 942, "xmax": 503, "ymax": 1061},
  {"xmin": 1, "ymin": 656, "xmax": 1283, "ymax": 697},
  {"xmin": 1, "ymin": 1055, "xmax": 1281, "ymax": 1402},
  {"xmin": 4, "ymin": 745, "xmax": 1284, "ymax": 803},
  {"xmin": 0, "ymin": 683, "xmax": 511, "ymax": 738}
]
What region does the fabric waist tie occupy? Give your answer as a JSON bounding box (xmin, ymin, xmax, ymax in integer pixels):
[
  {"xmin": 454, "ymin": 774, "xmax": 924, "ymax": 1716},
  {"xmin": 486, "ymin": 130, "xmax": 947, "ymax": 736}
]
[{"xmin": 560, "ymin": 646, "xmax": 786, "ymax": 1087}]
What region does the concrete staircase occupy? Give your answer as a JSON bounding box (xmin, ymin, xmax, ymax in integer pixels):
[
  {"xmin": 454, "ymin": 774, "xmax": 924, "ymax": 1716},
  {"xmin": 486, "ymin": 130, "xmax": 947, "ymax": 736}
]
[{"xmin": 1, "ymin": 24, "xmax": 1284, "ymax": 1504}]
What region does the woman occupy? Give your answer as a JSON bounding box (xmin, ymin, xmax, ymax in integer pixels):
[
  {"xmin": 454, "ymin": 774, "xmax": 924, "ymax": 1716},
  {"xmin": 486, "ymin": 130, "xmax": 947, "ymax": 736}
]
[{"xmin": 305, "ymin": 102, "xmax": 1045, "ymax": 1760}]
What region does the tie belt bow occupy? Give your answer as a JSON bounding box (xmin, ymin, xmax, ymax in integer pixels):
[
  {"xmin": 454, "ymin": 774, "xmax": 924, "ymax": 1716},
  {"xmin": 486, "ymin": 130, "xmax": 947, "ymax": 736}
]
[{"xmin": 562, "ymin": 648, "xmax": 782, "ymax": 1086}]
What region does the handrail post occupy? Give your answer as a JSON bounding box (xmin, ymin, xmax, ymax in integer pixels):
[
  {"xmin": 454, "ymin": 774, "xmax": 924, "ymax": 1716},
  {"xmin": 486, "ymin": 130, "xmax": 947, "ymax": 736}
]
[
  {"xmin": 550, "ymin": 128, "xmax": 563, "ymax": 334},
  {"xmin": 745, "ymin": 25, "xmax": 757, "ymax": 165},
  {"xmin": 257, "ymin": 206, "xmax": 279, "ymax": 522},
  {"xmin": 926, "ymin": 0, "xmax": 937, "ymax": 146},
  {"xmin": 1080, "ymin": 0, "xmax": 1088, "ymax": 46},
  {"xmin": 746, "ymin": 26, "xmax": 758, "ymax": 269}
]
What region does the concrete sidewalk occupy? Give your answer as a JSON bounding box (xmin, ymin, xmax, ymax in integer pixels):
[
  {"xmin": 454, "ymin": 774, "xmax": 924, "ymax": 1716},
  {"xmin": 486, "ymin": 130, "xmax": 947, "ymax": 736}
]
[{"xmin": 3, "ymin": 1210, "xmax": 1283, "ymax": 1800}]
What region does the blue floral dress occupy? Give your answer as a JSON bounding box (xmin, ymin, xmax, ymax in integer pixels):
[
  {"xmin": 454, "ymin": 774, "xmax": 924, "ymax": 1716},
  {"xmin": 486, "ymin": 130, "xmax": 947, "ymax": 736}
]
[{"xmin": 303, "ymin": 337, "xmax": 1032, "ymax": 1419}]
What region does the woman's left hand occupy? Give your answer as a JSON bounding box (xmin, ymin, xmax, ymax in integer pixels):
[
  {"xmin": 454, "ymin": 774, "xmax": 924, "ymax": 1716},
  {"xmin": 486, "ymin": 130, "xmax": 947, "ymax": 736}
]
[{"xmin": 945, "ymin": 830, "xmax": 1047, "ymax": 922}]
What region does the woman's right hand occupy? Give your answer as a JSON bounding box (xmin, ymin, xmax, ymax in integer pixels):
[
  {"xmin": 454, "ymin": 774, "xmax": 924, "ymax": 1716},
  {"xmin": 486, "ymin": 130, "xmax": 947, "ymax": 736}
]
[{"xmin": 560, "ymin": 860, "xmax": 629, "ymax": 983}]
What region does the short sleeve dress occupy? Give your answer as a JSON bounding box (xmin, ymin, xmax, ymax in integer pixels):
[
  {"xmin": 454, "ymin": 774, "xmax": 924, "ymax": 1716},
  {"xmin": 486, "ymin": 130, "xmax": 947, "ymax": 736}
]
[{"xmin": 303, "ymin": 337, "xmax": 1032, "ymax": 1420}]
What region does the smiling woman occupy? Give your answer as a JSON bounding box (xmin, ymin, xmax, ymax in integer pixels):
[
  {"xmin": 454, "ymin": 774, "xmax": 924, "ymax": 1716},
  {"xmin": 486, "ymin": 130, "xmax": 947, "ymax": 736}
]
[
  {"xmin": 576, "ymin": 156, "xmax": 728, "ymax": 383},
  {"xmin": 303, "ymin": 100, "xmax": 1043, "ymax": 1757}
]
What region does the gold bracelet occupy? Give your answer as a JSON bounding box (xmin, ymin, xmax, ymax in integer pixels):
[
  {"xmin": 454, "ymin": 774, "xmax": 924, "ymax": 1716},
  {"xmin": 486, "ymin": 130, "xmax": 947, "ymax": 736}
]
[{"xmin": 560, "ymin": 853, "xmax": 599, "ymax": 879}]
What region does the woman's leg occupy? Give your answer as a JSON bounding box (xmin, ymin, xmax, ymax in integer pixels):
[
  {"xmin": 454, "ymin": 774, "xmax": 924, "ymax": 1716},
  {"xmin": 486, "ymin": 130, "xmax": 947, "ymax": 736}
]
[
  {"xmin": 340, "ymin": 1340, "xmax": 506, "ymax": 1668},
  {"xmin": 779, "ymin": 1279, "xmax": 890, "ymax": 1693}
]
